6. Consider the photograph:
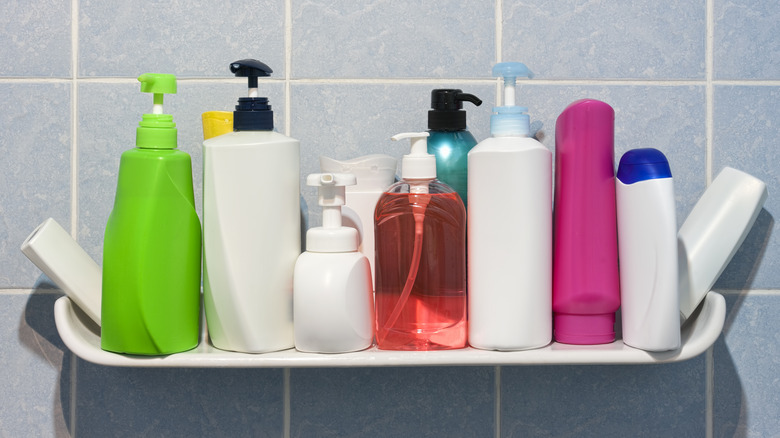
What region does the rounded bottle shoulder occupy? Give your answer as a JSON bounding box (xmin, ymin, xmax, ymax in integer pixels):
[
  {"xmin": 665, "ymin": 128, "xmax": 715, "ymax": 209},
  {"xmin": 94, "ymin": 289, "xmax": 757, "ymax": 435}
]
[
  {"xmin": 121, "ymin": 148, "xmax": 193, "ymax": 164},
  {"xmin": 470, "ymin": 135, "xmax": 549, "ymax": 154},
  {"xmin": 203, "ymin": 130, "xmax": 299, "ymax": 147},
  {"xmin": 383, "ymin": 179, "xmax": 457, "ymax": 195}
]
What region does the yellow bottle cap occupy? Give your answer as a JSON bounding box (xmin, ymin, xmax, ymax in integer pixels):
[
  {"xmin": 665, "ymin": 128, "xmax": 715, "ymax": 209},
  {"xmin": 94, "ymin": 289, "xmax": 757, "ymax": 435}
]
[{"xmin": 201, "ymin": 111, "xmax": 234, "ymax": 140}]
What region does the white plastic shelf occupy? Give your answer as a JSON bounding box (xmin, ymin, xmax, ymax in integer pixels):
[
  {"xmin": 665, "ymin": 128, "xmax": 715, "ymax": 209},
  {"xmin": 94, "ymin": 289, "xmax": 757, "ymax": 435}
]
[{"xmin": 53, "ymin": 291, "xmax": 725, "ymax": 368}]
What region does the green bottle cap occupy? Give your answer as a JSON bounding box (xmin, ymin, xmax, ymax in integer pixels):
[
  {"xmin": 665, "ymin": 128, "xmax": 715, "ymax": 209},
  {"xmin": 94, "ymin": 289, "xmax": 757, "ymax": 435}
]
[{"xmin": 136, "ymin": 73, "xmax": 177, "ymax": 149}]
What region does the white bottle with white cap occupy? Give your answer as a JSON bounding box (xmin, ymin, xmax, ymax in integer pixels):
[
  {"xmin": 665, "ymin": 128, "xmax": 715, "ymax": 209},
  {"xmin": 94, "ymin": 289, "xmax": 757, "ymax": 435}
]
[
  {"xmin": 293, "ymin": 173, "xmax": 375, "ymax": 353},
  {"xmin": 320, "ymin": 154, "xmax": 397, "ymax": 286}
]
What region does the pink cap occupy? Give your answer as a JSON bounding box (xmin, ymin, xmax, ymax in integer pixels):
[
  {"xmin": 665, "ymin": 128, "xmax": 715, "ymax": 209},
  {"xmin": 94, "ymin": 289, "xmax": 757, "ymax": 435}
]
[{"xmin": 554, "ymin": 313, "xmax": 615, "ymax": 345}]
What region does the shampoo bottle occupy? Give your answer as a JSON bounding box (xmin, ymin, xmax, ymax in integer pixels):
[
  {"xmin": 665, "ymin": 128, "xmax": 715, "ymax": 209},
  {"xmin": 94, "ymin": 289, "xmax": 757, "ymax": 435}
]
[
  {"xmin": 616, "ymin": 148, "xmax": 680, "ymax": 351},
  {"xmin": 552, "ymin": 99, "xmax": 620, "ymax": 345},
  {"xmin": 427, "ymin": 89, "xmax": 482, "ymax": 207},
  {"xmin": 467, "ymin": 62, "xmax": 552, "ymax": 351},
  {"xmin": 293, "ymin": 173, "xmax": 374, "ymax": 353},
  {"xmin": 320, "ymin": 154, "xmax": 397, "ymax": 285},
  {"xmin": 374, "ymin": 132, "xmax": 467, "ymax": 351},
  {"xmin": 202, "ymin": 59, "xmax": 300, "ymax": 353},
  {"xmin": 101, "ymin": 74, "xmax": 202, "ymax": 355},
  {"xmin": 678, "ymin": 167, "xmax": 767, "ymax": 323}
]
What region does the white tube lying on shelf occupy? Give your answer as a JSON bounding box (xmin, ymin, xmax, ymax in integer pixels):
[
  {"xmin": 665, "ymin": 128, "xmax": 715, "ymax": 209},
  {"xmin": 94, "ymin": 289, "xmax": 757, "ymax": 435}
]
[
  {"xmin": 678, "ymin": 167, "xmax": 767, "ymax": 324},
  {"xmin": 21, "ymin": 218, "xmax": 101, "ymax": 326}
]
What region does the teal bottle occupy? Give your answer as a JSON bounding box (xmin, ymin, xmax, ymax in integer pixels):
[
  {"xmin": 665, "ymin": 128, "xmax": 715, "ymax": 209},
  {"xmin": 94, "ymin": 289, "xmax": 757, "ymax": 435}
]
[{"xmin": 426, "ymin": 89, "xmax": 482, "ymax": 208}]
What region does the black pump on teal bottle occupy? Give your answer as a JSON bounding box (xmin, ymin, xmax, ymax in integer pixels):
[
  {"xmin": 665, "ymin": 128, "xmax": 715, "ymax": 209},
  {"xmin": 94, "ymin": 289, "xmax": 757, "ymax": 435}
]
[{"xmin": 427, "ymin": 89, "xmax": 482, "ymax": 208}]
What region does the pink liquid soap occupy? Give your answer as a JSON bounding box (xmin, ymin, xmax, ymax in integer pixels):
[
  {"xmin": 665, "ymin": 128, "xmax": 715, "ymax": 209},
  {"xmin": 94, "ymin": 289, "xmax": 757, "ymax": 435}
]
[{"xmin": 374, "ymin": 190, "xmax": 467, "ymax": 350}]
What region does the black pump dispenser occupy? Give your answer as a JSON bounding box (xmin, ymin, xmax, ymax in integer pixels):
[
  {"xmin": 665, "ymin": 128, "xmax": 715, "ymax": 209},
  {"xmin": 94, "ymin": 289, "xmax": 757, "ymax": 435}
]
[
  {"xmin": 428, "ymin": 89, "xmax": 482, "ymax": 131},
  {"xmin": 230, "ymin": 59, "xmax": 274, "ymax": 131}
]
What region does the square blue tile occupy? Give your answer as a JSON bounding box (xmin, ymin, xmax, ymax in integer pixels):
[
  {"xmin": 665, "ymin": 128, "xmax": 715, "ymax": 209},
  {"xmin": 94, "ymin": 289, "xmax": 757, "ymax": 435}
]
[
  {"xmin": 75, "ymin": 362, "xmax": 284, "ymax": 437},
  {"xmin": 79, "ymin": 0, "xmax": 286, "ymax": 77},
  {"xmin": 291, "ymin": 0, "xmax": 495, "ymax": 78},
  {"xmin": 0, "ymin": 83, "xmax": 71, "ymax": 288},
  {"xmin": 290, "ymin": 367, "xmax": 495, "ymax": 438},
  {"xmin": 77, "ymin": 80, "xmax": 285, "ymax": 262},
  {"xmin": 713, "ymin": 293, "xmax": 780, "ymax": 437},
  {"xmin": 0, "ymin": 1, "xmax": 71, "ymax": 76},
  {"xmin": 712, "ymin": 85, "xmax": 780, "ymax": 289},
  {"xmin": 502, "ymin": 0, "xmax": 706, "ymax": 79},
  {"xmin": 714, "ymin": 0, "xmax": 780, "ymax": 79},
  {"xmin": 500, "ymin": 360, "xmax": 706, "ymax": 437},
  {"xmin": 0, "ymin": 292, "xmax": 71, "ymax": 436}
]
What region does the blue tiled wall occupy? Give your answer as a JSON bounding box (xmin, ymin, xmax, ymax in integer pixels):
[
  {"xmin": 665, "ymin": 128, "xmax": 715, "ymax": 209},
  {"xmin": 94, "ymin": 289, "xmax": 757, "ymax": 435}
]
[{"xmin": 1, "ymin": 0, "xmax": 777, "ymax": 436}]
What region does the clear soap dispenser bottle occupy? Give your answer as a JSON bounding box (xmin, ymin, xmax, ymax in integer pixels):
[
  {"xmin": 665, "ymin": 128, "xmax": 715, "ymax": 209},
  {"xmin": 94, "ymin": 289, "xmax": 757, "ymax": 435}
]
[
  {"xmin": 101, "ymin": 73, "xmax": 202, "ymax": 355},
  {"xmin": 202, "ymin": 59, "xmax": 300, "ymax": 353},
  {"xmin": 467, "ymin": 62, "xmax": 552, "ymax": 351},
  {"xmin": 293, "ymin": 173, "xmax": 375, "ymax": 353},
  {"xmin": 374, "ymin": 132, "xmax": 467, "ymax": 351}
]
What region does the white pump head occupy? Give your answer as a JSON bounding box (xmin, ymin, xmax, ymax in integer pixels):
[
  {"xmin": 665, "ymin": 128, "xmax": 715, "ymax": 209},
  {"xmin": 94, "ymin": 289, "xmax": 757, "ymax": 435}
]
[
  {"xmin": 306, "ymin": 173, "xmax": 359, "ymax": 253},
  {"xmin": 393, "ymin": 132, "xmax": 435, "ymax": 180}
]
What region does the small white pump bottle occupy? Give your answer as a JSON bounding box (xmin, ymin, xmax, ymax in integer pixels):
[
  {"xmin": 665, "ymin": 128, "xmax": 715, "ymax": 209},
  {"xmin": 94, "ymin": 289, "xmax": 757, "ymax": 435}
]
[
  {"xmin": 467, "ymin": 62, "xmax": 552, "ymax": 351},
  {"xmin": 294, "ymin": 173, "xmax": 375, "ymax": 353},
  {"xmin": 616, "ymin": 148, "xmax": 680, "ymax": 351}
]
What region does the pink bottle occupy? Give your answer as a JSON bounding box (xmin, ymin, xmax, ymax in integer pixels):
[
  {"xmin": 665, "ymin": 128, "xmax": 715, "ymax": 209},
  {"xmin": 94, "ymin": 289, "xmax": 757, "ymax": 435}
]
[{"xmin": 552, "ymin": 99, "xmax": 620, "ymax": 345}]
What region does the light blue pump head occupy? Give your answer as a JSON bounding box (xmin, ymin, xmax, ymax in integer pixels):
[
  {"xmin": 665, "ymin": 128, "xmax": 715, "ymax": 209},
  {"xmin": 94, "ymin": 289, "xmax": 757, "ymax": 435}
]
[{"xmin": 491, "ymin": 62, "xmax": 534, "ymax": 137}]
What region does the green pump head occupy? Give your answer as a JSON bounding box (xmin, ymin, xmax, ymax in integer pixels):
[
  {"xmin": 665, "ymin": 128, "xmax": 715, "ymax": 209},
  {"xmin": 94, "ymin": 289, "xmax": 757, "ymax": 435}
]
[{"xmin": 136, "ymin": 73, "xmax": 177, "ymax": 149}]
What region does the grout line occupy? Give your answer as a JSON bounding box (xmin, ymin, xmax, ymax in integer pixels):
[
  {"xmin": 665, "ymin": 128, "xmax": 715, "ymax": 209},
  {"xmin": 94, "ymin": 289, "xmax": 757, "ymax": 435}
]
[
  {"xmin": 285, "ymin": 0, "xmax": 293, "ymax": 136},
  {"xmin": 283, "ymin": 368, "xmax": 291, "ymax": 438},
  {"xmin": 70, "ymin": 353, "xmax": 78, "ymax": 438},
  {"xmin": 495, "ymin": 366, "xmax": 501, "ymax": 438},
  {"xmin": 3, "ymin": 76, "xmax": 780, "ymax": 87},
  {"xmin": 70, "ymin": 0, "xmax": 80, "ymax": 239},
  {"xmin": 70, "ymin": 2, "xmax": 80, "ymax": 435},
  {"xmin": 706, "ymin": 347, "xmax": 714, "ymax": 438},
  {"xmin": 495, "ymin": 0, "xmax": 503, "ymax": 64},
  {"xmin": 705, "ymin": 0, "xmax": 715, "ymax": 186},
  {"xmin": 705, "ymin": 3, "xmax": 715, "ymax": 437}
]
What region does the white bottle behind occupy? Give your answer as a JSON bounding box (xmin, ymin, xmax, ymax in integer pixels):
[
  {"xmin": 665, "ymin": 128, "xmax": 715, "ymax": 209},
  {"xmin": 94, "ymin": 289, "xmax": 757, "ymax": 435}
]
[
  {"xmin": 616, "ymin": 148, "xmax": 680, "ymax": 352},
  {"xmin": 468, "ymin": 62, "xmax": 552, "ymax": 350},
  {"xmin": 320, "ymin": 154, "xmax": 397, "ymax": 286},
  {"xmin": 294, "ymin": 173, "xmax": 374, "ymax": 353},
  {"xmin": 202, "ymin": 60, "xmax": 300, "ymax": 353}
]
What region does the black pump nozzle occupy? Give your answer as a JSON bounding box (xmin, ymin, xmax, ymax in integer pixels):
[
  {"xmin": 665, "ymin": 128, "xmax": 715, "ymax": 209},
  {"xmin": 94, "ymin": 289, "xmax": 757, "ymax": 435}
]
[
  {"xmin": 230, "ymin": 59, "xmax": 273, "ymax": 90},
  {"xmin": 428, "ymin": 89, "xmax": 482, "ymax": 131},
  {"xmin": 229, "ymin": 59, "xmax": 274, "ymax": 131}
]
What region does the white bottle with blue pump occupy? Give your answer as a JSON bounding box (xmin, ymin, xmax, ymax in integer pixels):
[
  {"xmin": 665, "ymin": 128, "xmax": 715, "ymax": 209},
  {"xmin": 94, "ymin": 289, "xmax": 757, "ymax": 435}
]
[
  {"xmin": 467, "ymin": 62, "xmax": 552, "ymax": 351},
  {"xmin": 616, "ymin": 148, "xmax": 680, "ymax": 351},
  {"xmin": 294, "ymin": 173, "xmax": 374, "ymax": 353}
]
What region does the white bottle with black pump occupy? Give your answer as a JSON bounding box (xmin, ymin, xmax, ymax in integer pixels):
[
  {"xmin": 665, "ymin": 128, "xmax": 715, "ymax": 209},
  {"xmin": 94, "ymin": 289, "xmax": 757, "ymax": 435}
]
[
  {"xmin": 202, "ymin": 59, "xmax": 300, "ymax": 353},
  {"xmin": 294, "ymin": 173, "xmax": 374, "ymax": 353}
]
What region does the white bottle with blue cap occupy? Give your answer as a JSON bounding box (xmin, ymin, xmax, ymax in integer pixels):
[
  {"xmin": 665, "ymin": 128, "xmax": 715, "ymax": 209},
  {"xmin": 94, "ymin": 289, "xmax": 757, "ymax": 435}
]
[
  {"xmin": 616, "ymin": 148, "xmax": 680, "ymax": 352},
  {"xmin": 467, "ymin": 62, "xmax": 552, "ymax": 351}
]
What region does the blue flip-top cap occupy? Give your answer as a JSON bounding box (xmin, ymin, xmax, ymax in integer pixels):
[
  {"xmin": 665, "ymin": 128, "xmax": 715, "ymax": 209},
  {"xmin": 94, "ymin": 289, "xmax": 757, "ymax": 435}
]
[{"xmin": 617, "ymin": 148, "xmax": 672, "ymax": 184}]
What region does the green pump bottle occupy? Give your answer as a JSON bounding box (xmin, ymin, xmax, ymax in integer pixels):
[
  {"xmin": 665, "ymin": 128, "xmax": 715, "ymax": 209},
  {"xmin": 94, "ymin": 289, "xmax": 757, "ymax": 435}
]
[{"xmin": 101, "ymin": 74, "xmax": 202, "ymax": 355}]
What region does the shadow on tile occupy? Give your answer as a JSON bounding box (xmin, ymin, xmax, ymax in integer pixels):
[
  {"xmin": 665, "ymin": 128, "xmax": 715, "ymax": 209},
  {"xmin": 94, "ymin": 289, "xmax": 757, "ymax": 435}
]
[
  {"xmin": 712, "ymin": 294, "xmax": 757, "ymax": 438},
  {"xmin": 715, "ymin": 208, "xmax": 774, "ymax": 291},
  {"xmin": 22, "ymin": 284, "xmax": 72, "ymax": 438}
]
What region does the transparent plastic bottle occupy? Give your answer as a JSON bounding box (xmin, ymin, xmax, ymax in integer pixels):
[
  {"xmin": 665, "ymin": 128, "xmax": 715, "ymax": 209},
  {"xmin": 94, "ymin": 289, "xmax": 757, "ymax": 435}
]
[{"xmin": 374, "ymin": 133, "xmax": 467, "ymax": 350}]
